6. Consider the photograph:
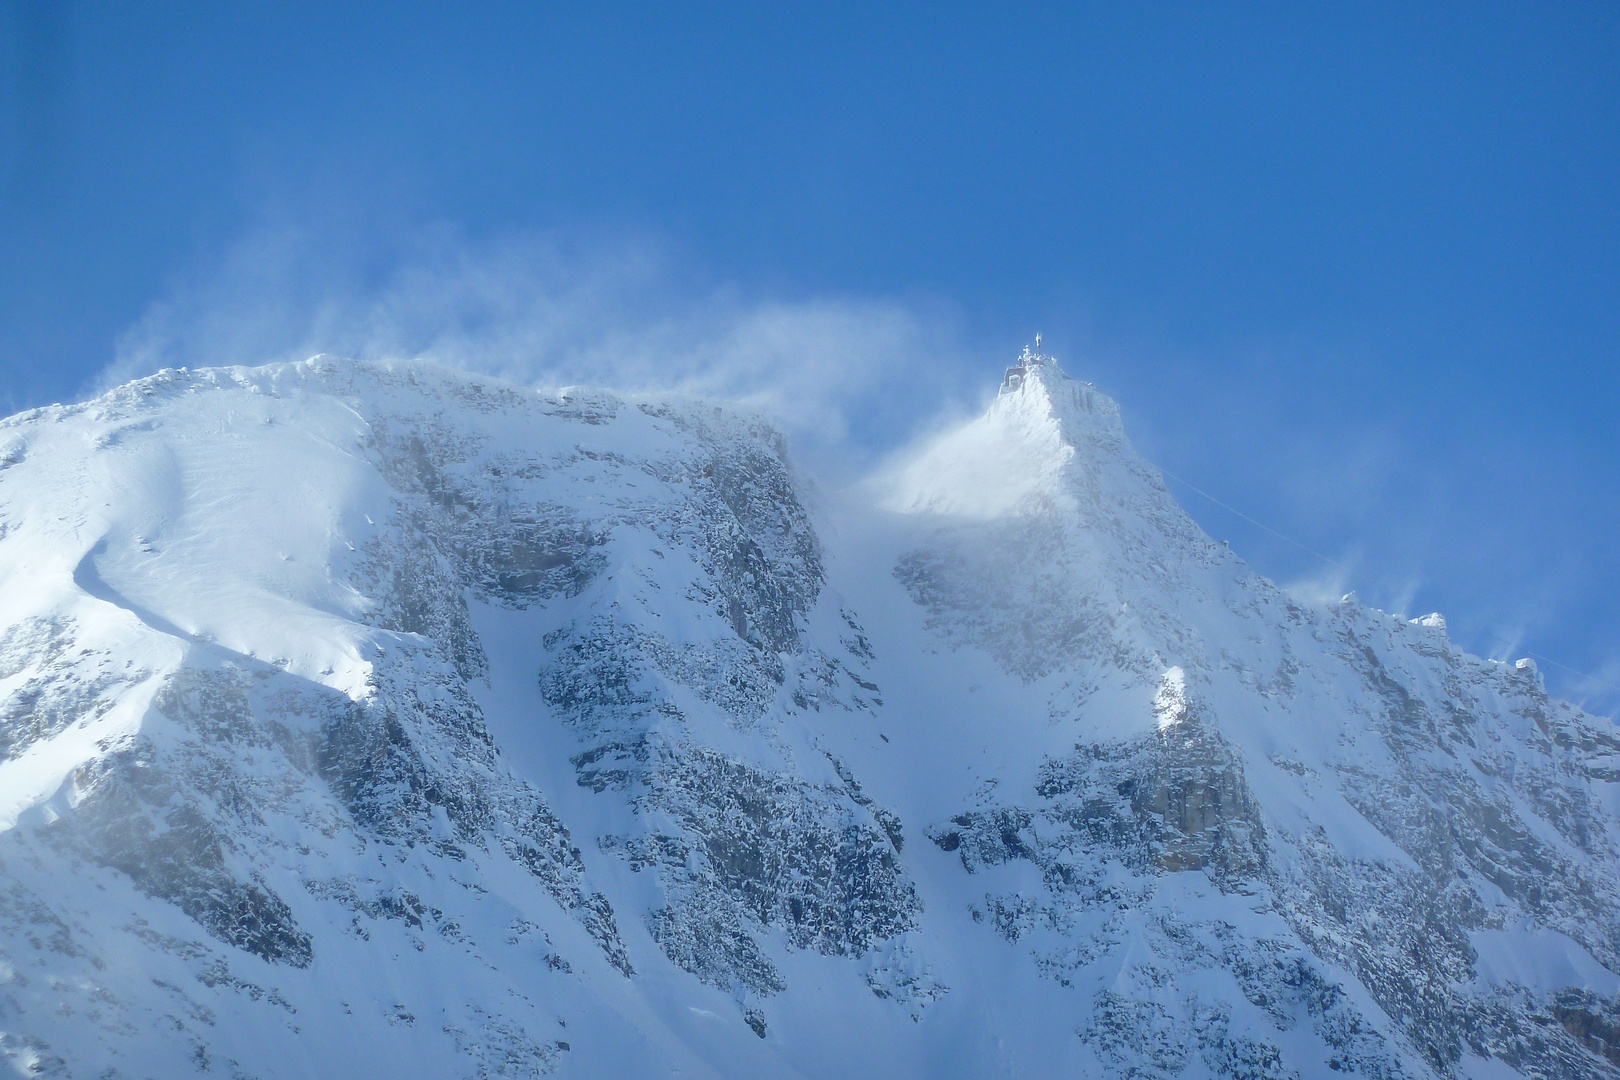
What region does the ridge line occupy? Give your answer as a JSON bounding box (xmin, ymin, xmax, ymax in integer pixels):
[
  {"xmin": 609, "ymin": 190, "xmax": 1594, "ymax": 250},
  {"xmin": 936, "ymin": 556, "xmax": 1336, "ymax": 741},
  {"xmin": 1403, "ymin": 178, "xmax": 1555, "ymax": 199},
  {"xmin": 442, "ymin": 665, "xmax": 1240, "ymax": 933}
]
[{"xmin": 1159, "ymin": 467, "xmax": 1620, "ymax": 704}]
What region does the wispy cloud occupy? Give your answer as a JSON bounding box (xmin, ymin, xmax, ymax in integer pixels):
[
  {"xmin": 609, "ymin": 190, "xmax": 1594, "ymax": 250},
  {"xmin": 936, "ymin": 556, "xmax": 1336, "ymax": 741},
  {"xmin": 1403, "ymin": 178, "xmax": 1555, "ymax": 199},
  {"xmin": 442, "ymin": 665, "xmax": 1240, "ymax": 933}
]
[
  {"xmin": 1573, "ymin": 655, "xmax": 1620, "ymax": 718},
  {"xmin": 102, "ymin": 220, "xmax": 983, "ymax": 476},
  {"xmin": 1280, "ymin": 562, "xmax": 1361, "ymax": 610}
]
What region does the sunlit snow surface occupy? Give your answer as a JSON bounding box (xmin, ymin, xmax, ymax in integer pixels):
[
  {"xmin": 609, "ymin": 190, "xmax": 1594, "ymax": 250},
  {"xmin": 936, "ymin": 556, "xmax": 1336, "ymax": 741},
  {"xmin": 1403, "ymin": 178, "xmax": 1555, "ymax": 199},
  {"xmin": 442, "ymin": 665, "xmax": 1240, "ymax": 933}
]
[{"xmin": 1, "ymin": 354, "xmax": 1618, "ymax": 1079}]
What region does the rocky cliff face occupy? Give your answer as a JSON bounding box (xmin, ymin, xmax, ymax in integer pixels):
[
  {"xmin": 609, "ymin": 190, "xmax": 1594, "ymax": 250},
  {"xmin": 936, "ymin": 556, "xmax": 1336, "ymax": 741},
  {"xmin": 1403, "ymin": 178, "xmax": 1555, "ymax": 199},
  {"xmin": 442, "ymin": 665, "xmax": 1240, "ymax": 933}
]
[{"xmin": 0, "ymin": 353, "xmax": 1616, "ymax": 1079}]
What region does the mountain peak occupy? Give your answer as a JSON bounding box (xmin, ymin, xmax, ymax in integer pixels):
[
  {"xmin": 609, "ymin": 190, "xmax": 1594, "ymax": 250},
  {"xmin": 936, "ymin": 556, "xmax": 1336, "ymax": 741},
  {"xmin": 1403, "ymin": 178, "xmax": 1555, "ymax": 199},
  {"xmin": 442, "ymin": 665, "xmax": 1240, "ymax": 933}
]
[
  {"xmin": 996, "ymin": 342, "xmax": 1121, "ymax": 433},
  {"xmin": 878, "ymin": 345, "xmax": 1136, "ymax": 519},
  {"xmin": 997, "ymin": 336, "xmax": 1093, "ymax": 395},
  {"xmin": 998, "ymin": 339, "xmax": 1056, "ymax": 394}
]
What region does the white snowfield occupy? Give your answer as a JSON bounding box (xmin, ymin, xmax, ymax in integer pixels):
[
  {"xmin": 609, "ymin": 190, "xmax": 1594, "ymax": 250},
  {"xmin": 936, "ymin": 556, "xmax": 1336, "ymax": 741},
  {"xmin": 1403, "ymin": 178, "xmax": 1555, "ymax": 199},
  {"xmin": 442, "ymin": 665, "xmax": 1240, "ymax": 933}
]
[{"xmin": 1, "ymin": 352, "xmax": 1617, "ymax": 1079}]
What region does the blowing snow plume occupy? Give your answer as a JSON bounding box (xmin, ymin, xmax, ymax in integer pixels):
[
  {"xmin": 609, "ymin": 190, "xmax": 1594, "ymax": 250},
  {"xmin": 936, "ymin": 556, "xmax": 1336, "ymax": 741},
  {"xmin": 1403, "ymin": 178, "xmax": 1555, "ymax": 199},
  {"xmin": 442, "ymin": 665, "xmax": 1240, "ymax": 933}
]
[{"xmin": 101, "ymin": 223, "xmax": 980, "ymax": 479}]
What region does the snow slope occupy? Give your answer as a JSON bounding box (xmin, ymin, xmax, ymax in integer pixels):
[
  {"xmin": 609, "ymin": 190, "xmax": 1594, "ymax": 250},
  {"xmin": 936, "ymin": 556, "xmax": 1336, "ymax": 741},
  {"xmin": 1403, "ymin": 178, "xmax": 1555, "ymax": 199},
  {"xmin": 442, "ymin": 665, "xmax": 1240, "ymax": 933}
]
[{"xmin": 1, "ymin": 351, "xmax": 1617, "ymax": 1079}]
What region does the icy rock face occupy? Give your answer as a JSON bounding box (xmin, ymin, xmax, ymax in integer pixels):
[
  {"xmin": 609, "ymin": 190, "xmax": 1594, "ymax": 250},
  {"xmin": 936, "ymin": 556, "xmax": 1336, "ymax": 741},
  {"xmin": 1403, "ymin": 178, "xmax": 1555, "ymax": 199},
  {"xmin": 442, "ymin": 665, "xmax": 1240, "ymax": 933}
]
[
  {"xmin": 890, "ymin": 352, "xmax": 1213, "ymax": 683},
  {"xmin": 0, "ymin": 351, "xmax": 1617, "ymax": 1079},
  {"xmin": 892, "ymin": 351, "xmax": 1620, "ymax": 1079},
  {"xmin": 0, "ymin": 358, "xmax": 918, "ymax": 1078}
]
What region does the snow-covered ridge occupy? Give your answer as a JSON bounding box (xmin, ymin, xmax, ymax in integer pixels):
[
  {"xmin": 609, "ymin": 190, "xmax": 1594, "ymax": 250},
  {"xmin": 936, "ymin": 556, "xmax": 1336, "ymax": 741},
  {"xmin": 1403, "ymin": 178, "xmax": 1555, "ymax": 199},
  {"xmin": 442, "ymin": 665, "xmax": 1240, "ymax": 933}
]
[{"xmin": 1, "ymin": 353, "xmax": 1618, "ymax": 1079}]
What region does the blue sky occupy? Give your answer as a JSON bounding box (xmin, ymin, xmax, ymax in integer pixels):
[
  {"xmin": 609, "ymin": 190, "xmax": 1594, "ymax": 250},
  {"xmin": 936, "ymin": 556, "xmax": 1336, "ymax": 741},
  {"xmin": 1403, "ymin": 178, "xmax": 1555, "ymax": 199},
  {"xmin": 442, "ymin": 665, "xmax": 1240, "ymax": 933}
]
[{"xmin": 2, "ymin": 2, "xmax": 1617, "ymax": 713}]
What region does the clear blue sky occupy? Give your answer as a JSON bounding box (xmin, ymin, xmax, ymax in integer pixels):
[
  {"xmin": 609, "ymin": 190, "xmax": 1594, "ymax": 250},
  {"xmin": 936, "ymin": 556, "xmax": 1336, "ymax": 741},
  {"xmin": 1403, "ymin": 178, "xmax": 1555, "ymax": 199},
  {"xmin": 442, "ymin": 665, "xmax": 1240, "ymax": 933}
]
[{"xmin": 3, "ymin": 2, "xmax": 1617, "ymax": 712}]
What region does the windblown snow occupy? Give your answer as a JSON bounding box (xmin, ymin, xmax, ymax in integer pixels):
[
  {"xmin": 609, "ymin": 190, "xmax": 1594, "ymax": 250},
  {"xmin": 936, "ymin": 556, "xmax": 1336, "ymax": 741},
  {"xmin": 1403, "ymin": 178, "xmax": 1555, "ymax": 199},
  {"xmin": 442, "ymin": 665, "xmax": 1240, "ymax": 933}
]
[{"xmin": 1, "ymin": 350, "xmax": 1617, "ymax": 1079}]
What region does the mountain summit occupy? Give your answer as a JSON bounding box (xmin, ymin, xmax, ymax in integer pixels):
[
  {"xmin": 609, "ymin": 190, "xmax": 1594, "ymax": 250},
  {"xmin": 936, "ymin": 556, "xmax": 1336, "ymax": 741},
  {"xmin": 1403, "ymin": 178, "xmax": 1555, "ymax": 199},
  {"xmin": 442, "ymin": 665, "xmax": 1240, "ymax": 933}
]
[
  {"xmin": 883, "ymin": 343, "xmax": 1132, "ymax": 520},
  {"xmin": 2, "ymin": 354, "xmax": 1617, "ymax": 1079}
]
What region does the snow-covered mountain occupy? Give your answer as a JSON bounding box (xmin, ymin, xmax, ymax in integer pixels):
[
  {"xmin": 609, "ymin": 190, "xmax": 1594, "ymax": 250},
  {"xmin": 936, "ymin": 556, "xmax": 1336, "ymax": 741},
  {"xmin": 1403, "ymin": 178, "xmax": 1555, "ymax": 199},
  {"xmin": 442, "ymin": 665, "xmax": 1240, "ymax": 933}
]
[{"xmin": 1, "ymin": 351, "xmax": 1617, "ymax": 1079}]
